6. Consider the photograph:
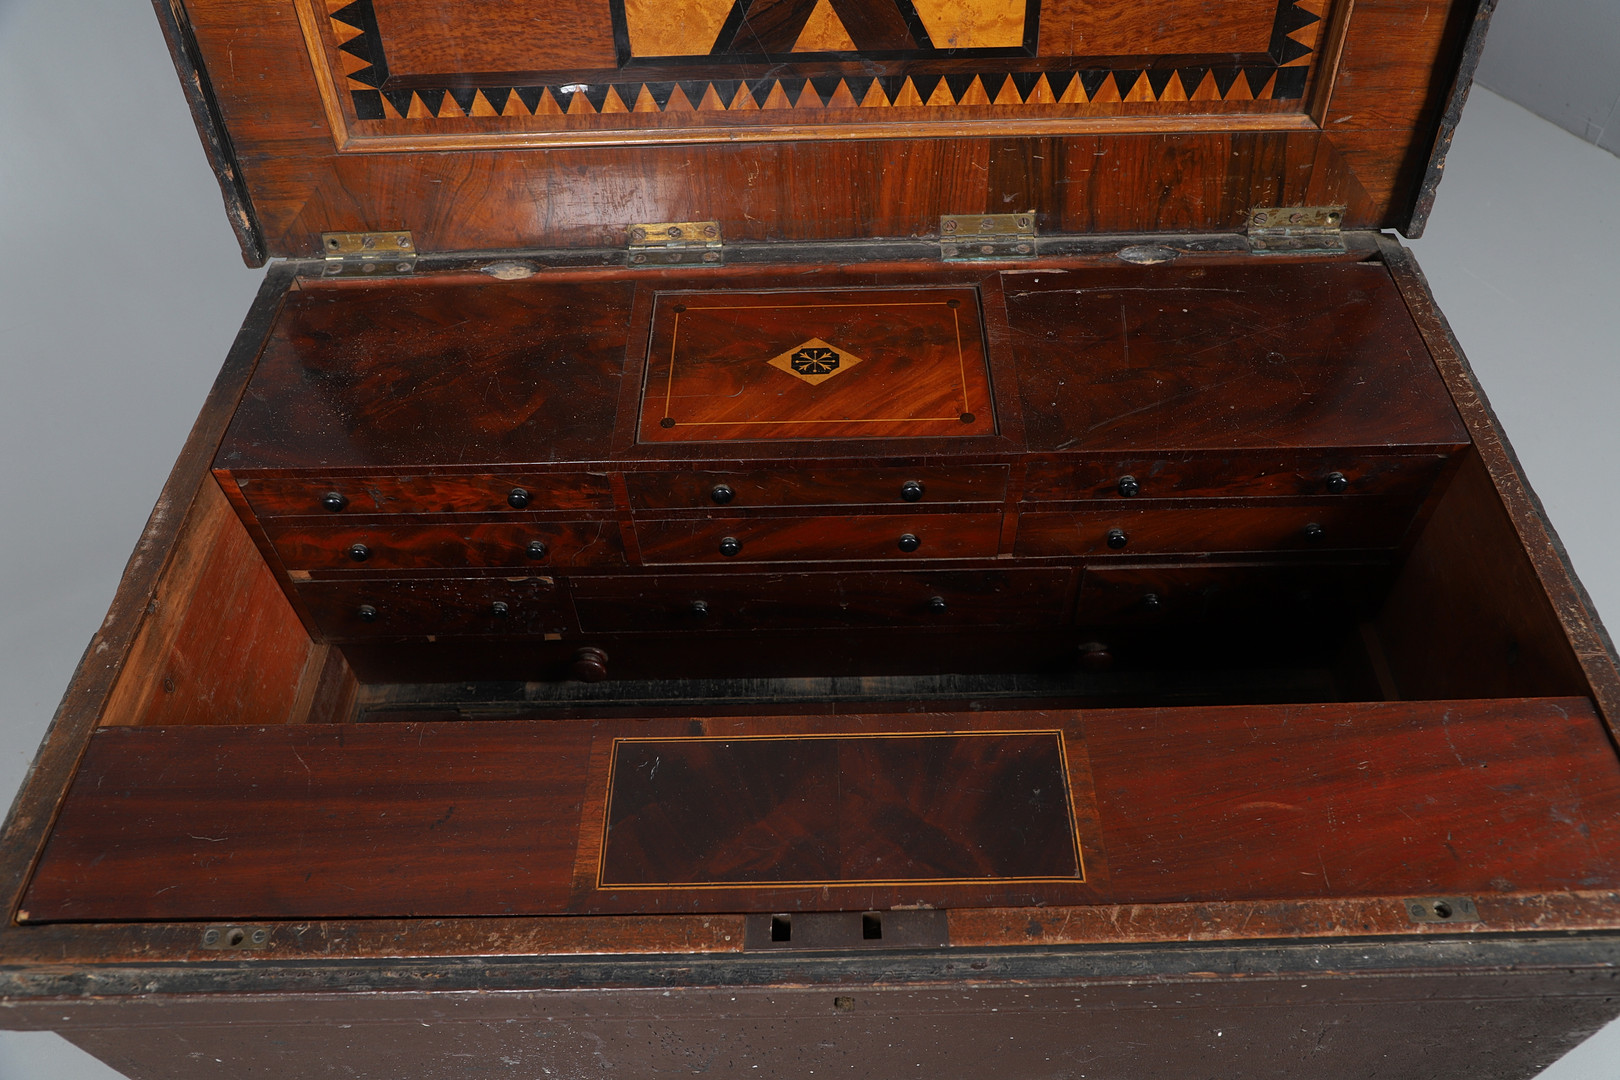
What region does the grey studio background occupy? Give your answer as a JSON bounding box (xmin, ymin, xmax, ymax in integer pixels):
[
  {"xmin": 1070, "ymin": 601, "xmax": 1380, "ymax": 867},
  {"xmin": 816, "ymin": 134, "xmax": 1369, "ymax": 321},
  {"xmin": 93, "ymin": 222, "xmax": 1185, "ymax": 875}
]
[{"xmin": 1, "ymin": 0, "xmax": 1617, "ymax": 1076}]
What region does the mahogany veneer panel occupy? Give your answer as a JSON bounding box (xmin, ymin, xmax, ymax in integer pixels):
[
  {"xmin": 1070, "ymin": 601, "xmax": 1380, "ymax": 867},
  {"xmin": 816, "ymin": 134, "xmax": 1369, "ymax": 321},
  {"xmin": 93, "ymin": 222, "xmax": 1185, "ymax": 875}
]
[
  {"xmin": 636, "ymin": 287, "xmax": 994, "ymax": 442},
  {"xmin": 1005, "ymin": 261, "xmax": 1468, "ymax": 452},
  {"xmin": 598, "ymin": 732, "xmax": 1082, "ymax": 888},
  {"xmin": 23, "ymin": 699, "xmax": 1620, "ymax": 922}
]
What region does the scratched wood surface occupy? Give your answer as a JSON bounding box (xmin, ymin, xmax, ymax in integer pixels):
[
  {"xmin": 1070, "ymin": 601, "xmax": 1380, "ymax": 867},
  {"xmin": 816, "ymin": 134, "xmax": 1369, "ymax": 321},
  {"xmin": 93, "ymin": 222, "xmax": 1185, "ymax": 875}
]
[
  {"xmin": 21, "ymin": 698, "xmax": 1620, "ymax": 921},
  {"xmin": 161, "ymin": 0, "xmax": 1484, "ymax": 259}
]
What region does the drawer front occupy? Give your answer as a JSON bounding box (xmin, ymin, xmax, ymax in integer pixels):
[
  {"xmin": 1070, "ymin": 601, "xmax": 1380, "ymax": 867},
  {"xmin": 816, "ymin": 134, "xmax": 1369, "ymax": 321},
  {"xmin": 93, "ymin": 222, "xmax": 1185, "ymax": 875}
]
[
  {"xmin": 1023, "ymin": 453, "xmax": 1452, "ymax": 503},
  {"xmin": 235, "ymin": 472, "xmax": 615, "ymax": 518},
  {"xmin": 1014, "ymin": 502, "xmax": 1411, "ymax": 558},
  {"xmin": 1077, "ymin": 564, "xmax": 1391, "ymax": 626},
  {"xmin": 636, "ymin": 512, "xmax": 1003, "ymax": 564},
  {"xmin": 297, "ymin": 576, "xmax": 572, "ymax": 639},
  {"xmin": 265, "ymin": 521, "xmax": 623, "ymax": 571},
  {"xmin": 574, "ymin": 569, "xmax": 1074, "ymax": 632},
  {"xmin": 626, "ymin": 466, "xmax": 1009, "ymax": 510}
]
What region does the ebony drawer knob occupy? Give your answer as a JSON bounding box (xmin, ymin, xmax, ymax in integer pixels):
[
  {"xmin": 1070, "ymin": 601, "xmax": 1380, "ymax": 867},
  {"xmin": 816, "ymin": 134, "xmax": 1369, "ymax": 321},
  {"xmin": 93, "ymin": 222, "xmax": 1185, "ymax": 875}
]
[
  {"xmin": 1303, "ymin": 522, "xmax": 1325, "ymax": 543},
  {"xmin": 1106, "ymin": 528, "xmax": 1129, "ymax": 550},
  {"xmin": 710, "ymin": 483, "xmax": 736, "ymax": 505},
  {"xmin": 690, "ymin": 599, "xmax": 710, "ymax": 617},
  {"xmin": 507, "ymin": 487, "xmax": 531, "ymax": 509},
  {"xmin": 928, "ymin": 595, "xmax": 948, "ymax": 613},
  {"xmin": 1142, "ymin": 592, "xmax": 1162, "ymax": 610},
  {"xmin": 897, "ymin": 533, "xmax": 921, "ymax": 553},
  {"xmin": 321, "ymin": 491, "xmax": 349, "ymax": 513},
  {"xmin": 1079, "ymin": 641, "xmax": 1113, "ymax": 671},
  {"xmin": 1326, "ymin": 471, "xmax": 1349, "ymax": 494},
  {"xmin": 719, "ymin": 536, "xmax": 742, "ymax": 557},
  {"xmin": 356, "ymin": 604, "xmax": 378, "ymax": 623},
  {"xmin": 900, "ymin": 480, "xmax": 925, "ymax": 502},
  {"xmin": 491, "ymin": 601, "xmax": 509, "ymax": 618},
  {"xmin": 1117, "ymin": 475, "xmax": 1140, "ymax": 498},
  {"xmin": 346, "ymin": 542, "xmax": 371, "ymax": 562},
  {"xmin": 571, "ymin": 646, "xmax": 609, "ymax": 683},
  {"xmin": 526, "ymin": 540, "xmax": 548, "ymax": 560}
]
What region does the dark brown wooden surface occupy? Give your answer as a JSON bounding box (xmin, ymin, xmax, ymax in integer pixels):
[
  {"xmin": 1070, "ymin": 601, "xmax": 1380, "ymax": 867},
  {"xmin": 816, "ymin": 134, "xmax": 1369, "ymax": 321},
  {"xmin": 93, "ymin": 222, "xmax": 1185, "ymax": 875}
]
[
  {"xmin": 22, "ymin": 698, "xmax": 1620, "ymax": 921},
  {"xmin": 163, "ymin": 0, "xmax": 1485, "ymax": 256},
  {"xmin": 219, "ymin": 260, "xmax": 1467, "ymax": 471},
  {"xmin": 597, "ymin": 731, "xmax": 1081, "ymax": 887},
  {"xmin": 264, "ymin": 519, "xmax": 625, "ymax": 571},
  {"xmin": 636, "ymin": 286, "xmax": 994, "ymax": 442}
]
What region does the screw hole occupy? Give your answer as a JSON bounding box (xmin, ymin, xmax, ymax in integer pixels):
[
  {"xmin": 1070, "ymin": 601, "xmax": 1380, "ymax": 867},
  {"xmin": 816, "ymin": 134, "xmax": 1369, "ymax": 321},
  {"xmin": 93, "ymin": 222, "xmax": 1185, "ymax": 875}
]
[
  {"xmin": 833, "ymin": 996, "xmax": 855, "ymax": 1011},
  {"xmin": 771, "ymin": 914, "xmax": 792, "ymax": 942},
  {"xmin": 1433, "ymin": 902, "xmax": 1452, "ymax": 919},
  {"xmin": 226, "ymin": 929, "xmax": 245, "ymax": 947},
  {"xmin": 862, "ymin": 912, "xmax": 883, "ymax": 940}
]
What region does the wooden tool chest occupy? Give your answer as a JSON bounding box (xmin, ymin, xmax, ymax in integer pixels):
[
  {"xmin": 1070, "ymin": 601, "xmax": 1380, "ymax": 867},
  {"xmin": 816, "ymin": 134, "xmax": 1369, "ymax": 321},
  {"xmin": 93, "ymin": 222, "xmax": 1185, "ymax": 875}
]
[{"xmin": 4, "ymin": 0, "xmax": 1620, "ymax": 1076}]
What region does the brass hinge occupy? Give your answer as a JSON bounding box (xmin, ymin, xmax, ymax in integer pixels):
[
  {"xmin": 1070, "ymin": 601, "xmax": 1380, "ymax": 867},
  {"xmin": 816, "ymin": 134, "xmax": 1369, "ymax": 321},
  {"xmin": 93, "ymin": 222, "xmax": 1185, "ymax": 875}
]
[
  {"xmin": 940, "ymin": 213, "xmax": 1037, "ymax": 261},
  {"xmin": 320, "ymin": 230, "xmax": 417, "ymax": 276},
  {"xmin": 1246, "ymin": 206, "xmax": 1346, "ymax": 255},
  {"xmin": 627, "ymin": 221, "xmax": 723, "ymax": 267}
]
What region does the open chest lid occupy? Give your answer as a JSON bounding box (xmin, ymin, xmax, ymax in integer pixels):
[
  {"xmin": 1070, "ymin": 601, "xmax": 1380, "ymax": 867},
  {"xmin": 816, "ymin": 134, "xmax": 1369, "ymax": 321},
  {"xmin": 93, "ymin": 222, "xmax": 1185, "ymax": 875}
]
[{"xmin": 158, "ymin": 0, "xmax": 1497, "ymax": 266}]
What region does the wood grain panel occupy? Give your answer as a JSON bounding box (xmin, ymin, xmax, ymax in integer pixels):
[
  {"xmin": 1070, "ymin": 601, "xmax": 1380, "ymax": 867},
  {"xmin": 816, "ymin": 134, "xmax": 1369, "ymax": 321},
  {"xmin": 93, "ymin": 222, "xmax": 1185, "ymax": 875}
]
[
  {"xmin": 236, "ymin": 472, "xmax": 616, "ymax": 517},
  {"xmin": 1084, "ymin": 696, "xmax": 1620, "ymax": 902},
  {"xmin": 100, "ymin": 479, "xmax": 319, "ymax": 728},
  {"xmin": 1015, "ymin": 501, "xmax": 1413, "ymax": 557},
  {"xmin": 371, "ymin": 0, "xmax": 619, "ymax": 74},
  {"xmin": 636, "ymin": 286, "xmax": 994, "ymax": 443},
  {"xmin": 1040, "ymin": 0, "xmax": 1279, "ymax": 56},
  {"xmin": 264, "ymin": 519, "xmax": 625, "ymax": 570},
  {"xmin": 20, "ymin": 723, "xmax": 596, "ymax": 921},
  {"xmin": 1022, "ymin": 453, "xmax": 1452, "ymax": 503},
  {"xmin": 22, "ymin": 699, "xmax": 1620, "ymax": 921},
  {"xmin": 635, "ymin": 511, "xmax": 1003, "ymax": 564},
  {"xmin": 1004, "ymin": 261, "xmax": 1468, "ymax": 452},
  {"xmin": 626, "ymin": 465, "xmax": 1009, "ymax": 509}
]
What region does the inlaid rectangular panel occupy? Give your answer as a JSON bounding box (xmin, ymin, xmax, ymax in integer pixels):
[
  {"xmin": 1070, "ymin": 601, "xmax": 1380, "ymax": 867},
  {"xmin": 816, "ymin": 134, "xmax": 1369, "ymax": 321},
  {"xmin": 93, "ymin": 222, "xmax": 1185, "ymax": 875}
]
[
  {"xmin": 291, "ymin": 0, "xmax": 1342, "ymax": 148},
  {"xmin": 637, "ymin": 286, "xmax": 994, "ymax": 442},
  {"xmin": 596, "ymin": 731, "xmax": 1085, "ymax": 889}
]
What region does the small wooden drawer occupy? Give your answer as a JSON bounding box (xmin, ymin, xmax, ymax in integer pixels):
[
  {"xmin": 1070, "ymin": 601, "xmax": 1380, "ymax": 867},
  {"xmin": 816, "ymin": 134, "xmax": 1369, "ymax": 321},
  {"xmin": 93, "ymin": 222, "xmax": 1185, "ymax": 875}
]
[
  {"xmin": 1014, "ymin": 502, "xmax": 1412, "ymax": 558},
  {"xmin": 574, "ymin": 569, "xmax": 1073, "ymax": 632},
  {"xmin": 234, "ymin": 471, "xmax": 615, "ymax": 518},
  {"xmin": 1076, "ymin": 563, "xmax": 1392, "ymax": 626},
  {"xmin": 635, "ymin": 512, "xmax": 1003, "ymax": 564},
  {"xmin": 626, "ymin": 466, "xmax": 1009, "ymax": 510},
  {"xmin": 265, "ymin": 521, "xmax": 623, "ymax": 571},
  {"xmin": 296, "ymin": 576, "xmax": 573, "ymax": 640},
  {"xmin": 1022, "ymin": 453, "xmax": 1452, "ymax": 503}
]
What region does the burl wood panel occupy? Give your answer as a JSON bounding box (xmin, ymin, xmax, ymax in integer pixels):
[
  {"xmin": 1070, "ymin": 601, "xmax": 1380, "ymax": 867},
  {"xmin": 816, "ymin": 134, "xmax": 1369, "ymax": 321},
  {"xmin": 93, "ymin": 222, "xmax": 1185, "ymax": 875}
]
[
  {"xmin": 100, "ymin": 478, "xmax": 321, "ymax": 728},
  {"xmin": 167, "ymin": 0, "xmax": 1480, "ymax": 259},
  {"xmin": 22, "ymin": 699, "xmax": 1620, "ymax": 921},
  {"xmin": 637, "ymin": 287, "xmax": 994, "ymax": 442},
  {"xmin": 598, "ymin": 732, "xmax": 1082, "ymax": 887}
]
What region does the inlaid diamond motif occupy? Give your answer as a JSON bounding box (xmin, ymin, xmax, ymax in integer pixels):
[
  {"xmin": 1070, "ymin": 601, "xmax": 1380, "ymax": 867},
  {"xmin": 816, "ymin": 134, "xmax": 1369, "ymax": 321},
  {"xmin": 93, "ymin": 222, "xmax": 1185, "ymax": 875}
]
[{"xmin": 768, "ymin": 337, "xmax": 865, "ymax": 386}]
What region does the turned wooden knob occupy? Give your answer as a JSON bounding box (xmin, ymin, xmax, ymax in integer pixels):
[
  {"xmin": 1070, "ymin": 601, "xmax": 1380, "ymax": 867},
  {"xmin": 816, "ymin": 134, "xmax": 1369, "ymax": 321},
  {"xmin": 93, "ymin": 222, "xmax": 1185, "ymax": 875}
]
[
  {"xmin": 1106, "ymin": 528, "xmax": 1129, "ymax": 550},
  {"xmin": 710, "ymin": 483, "xmax": 735, "ymax": 505},
  {"xmin": 897, "ymin": 533, "xmax": 921, "ymax": 553},
  {"xmin": 1325, "ymin": 471, "xmax": 1349, "ymax": 494},
  {"xmin": 1117, "ymin": 475, "xmax": 1140, "ymax": 497},
  {"xmin": 507, "ymin": 487, "xmax": 531, "ymax": 509},
  {"xmin": 1079, "ymin": 642, "xmax": 1113, "ymax": 671},
  {"xmin": 321, "ymin": 491, "xmax": 348, "ymax": 512},
  {"xmin": 719, "ymin": 536, "xmax": 742, "ymax": 557},
  {"xmin": 900, "ymin": 480, "xmax": 925, "ymax": 502},
  {"xmin": 346, "ymin": 542, "xmax": 371, "ymax": 562},
  {"xmin": 571, "ymin": 647, "xmax": 609, "ymax": 682}
]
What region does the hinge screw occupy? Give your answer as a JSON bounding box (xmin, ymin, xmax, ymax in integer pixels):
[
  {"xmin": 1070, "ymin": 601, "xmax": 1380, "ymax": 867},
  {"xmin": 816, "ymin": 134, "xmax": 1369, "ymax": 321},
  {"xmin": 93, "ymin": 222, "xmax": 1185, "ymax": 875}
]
[
  {"xmin": 942, "ymin": 219, "xmax": 958, "ymax": 233},
  {"xmin": 629, "ymin": 227, "xmax": 647, "ymax": 242},
  {"xmin": 703, "ymin": 224, "xmax": 718, "ymax": 238},
  {"xmin": 397, "ymin": 237, "xmax": 411, "ymax": 249},
  {"xmin": 667, "ymin": 226, "xmax": 683, "ymax": 239},
  {"xmin": 703, "ymin": 251, "xmax": 720, "ymax": 262}
]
